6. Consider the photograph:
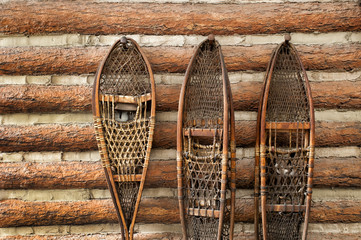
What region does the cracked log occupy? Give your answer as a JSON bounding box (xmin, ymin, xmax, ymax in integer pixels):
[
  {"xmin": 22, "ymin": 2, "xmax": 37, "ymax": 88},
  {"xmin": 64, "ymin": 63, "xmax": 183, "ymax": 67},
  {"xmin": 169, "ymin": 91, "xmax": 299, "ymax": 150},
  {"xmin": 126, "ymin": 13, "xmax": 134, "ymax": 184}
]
[
  {"xmin": 0, "ymin": 122, "xmax": 361, "ymax": 152},
  {"xmin": 1, "ymin": 2, "xmax": 360, "ymax": 35},
  {"xmin": 0, "ymin": 198, "xmax": 359, "ymax": 228},
  {"xmin": 0, "ymin": 157, "xmax": 359, "ymax": 189},
  {"xmin": 1, "ymin": 81, "xmax": 361, "ymax": 114},
  {"xmin": 1, "ymin": 44, "xmax": 361, "ymax": 75}
]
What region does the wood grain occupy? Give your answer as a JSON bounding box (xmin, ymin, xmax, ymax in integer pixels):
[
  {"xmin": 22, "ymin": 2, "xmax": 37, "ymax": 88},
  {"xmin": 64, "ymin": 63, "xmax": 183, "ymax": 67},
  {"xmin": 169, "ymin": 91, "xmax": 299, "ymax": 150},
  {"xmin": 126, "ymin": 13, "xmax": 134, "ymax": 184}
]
[
  {"xmin": 0, "ymin": 157, "xmax": 359, "ymax": 189},
  {"xmin": 0, "ymin": 85, "xmax": 92, "ymax": 114},
  {"xmin": 1, "ymin": 232, "xmax": 360, "ymax": 240},
  {"xmin": 2, "ymin": 81, "xmax": 361, "ymax": 113},
  {"xmin": 0, "ymin": 198, "xmax": 359, "ymax": 228},
  {"xmin": 1, "ymin": 121, "xmax": 361, "ymax": 152},
  {"xmin": 1, "ymin": 2, "xmax": 360, "ymax": 35},
  {"xmin": 0, "ymin": 233, "xmax": 183, "ymax": 240},
  {"xmin": 1, "ymin": 44, "xmax": 361, "ymax": 75},
  {"xmin": 0, "ymin": 124, "xmax": 97, "ymax": 152},
  {"xmin": 0, "ymin": 198, "xmax": 178, "ymax": 228}
]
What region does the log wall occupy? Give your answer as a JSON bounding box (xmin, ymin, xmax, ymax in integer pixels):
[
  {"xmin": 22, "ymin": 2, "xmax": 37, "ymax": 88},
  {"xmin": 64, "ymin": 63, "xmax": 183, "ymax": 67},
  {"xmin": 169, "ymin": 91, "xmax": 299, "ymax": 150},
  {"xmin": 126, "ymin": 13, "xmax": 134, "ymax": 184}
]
[{"xmin": 0, "ymin": 0, "xmax": 360, "ymax": 239}]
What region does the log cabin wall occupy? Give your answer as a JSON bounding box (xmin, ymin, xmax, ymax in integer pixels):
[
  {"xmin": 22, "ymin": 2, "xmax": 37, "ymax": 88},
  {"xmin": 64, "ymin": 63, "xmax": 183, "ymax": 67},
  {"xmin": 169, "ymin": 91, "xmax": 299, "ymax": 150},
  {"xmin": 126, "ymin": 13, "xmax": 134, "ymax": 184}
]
[{"xmin": 0, "ymin": 0, "xmax": 360, "ymax": 239}]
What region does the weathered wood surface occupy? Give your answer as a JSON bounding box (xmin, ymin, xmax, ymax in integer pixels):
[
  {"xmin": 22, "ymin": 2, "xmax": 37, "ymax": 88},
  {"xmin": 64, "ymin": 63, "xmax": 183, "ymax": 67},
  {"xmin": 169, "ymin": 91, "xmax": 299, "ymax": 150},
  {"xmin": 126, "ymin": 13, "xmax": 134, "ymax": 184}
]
[
  {"xmin": 0, "ymin": 198, "xmax": 359, "ymax": 228},
  {"xmin": 0, "ymin": 198, "xmax": 178, "ymax": 228},
  {"xmin": 1, "ymin": 80, "xmax": 361, "ymax": 113},
  {"xmin": 0, "ymin": 233, "xmax": 184, "ymax": 240},
  {"xmin": 1, "ymin": 122, "xmax": 361, "ymax": 152},
  {"xmin": 316, "ymin": 122, "xmax": 361, "ymax": 147},
  {"xmin": 311, "ymin": 81, "xmax": 361, "ymax": 110},
  {"xmin": 0, "ymin": 84, "xmax": 179, "ymax": 113},
  {"xmin": 1, "ymin": 44, "xmax": 361, "ymax": 75},
  {"xmin": 313, "ymin": 158, "xmax": 361, "ymax": 188},
  {"xmin": 1, "ymin": 2, "xmax": 360, "ymax": 35},
  {"xmin": 0, "ymin": 234, "xmax": 179, "ymax": 240},
  {"xmin": 0, "ymin": 85, "xmax": 92, "ymax": 114},
  {"xmin": 0, "ymin": 124, "xmax": 97, "ymax": 152},
  {"xmin": 311, "ymin": 200, "xmax": 361, "ymax": 223},
  {"xmin": 1, "ymin": 158, "xmax": 359, "ymax": 190},
  {"xmin": 1, "ymin": 232, "xmax": 360, "ymax": 240},
  {"xmin": 0, "ymin": 161, "xmax": 176, "ymax": 189}
]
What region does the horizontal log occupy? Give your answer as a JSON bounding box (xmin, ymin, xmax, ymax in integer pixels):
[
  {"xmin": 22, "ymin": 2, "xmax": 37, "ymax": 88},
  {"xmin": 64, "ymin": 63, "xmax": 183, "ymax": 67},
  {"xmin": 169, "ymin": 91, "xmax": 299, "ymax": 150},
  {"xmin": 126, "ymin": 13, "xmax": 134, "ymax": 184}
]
[
  {"xmin": 0, "ymin": 234, "xmax": 181, "ymax": 240},
  {"xmin": 0, "ymin": 46, "xmax": 105, "ymax": 75},
  {"xmin": 0, "ymin": 233, "xmax": 182, "ymax": 240},
  {"xmin": 0, "ymin": 160, "xmax": 179, "ymax": 189},
  {"xmin": 0, "ymin": 233, "xmax": 184, "ymax": 240},
  {"xmin": 1, "ymin": 80, "xmax": 361, "ymax": 114},
  {"xmin": 1, "ymin": 121, "xmax": 361, "ymax": 152},
  {"xmin": 0, "ymin": 198, "xmax": 178, "ymax": 228},
  {"xmin": 311, "ymin": 81, "xmax": 361, "ymax": 111},
  {"xmin": 0, "ymin": 161, "xmax": 107, "ymax": 190},
  {"xmin": 0, "ymin": 198, "xmax": 359, "ymax": 228},
  {"xmin": 0, "ymin": 124, "xmax": 97, "ymax": 152},
  {"xmin": 311, "ymin": 200, "xmax": 361, "ymax": 223},
  {"xmin": 1, "ymin": 2, "xmax": 360, "ymax": 35},
  {"xmin": 1, "ymin": 44, "xmax": 361, "ymax": 75},
  {"xmin": 313, "ymin": 158, "xmax": 361, "ymax": 188},
  {"xmin": 0, "ymin": 85, "xmax": 92, "ymax": 114},
  {"xmin": 0, "ymin": 84, "xmax": 180, "ymax": 114},
  {"xmin": 316, "ymin": 122, "xmax": 361, "ymax": 147},
  {"xmin": 1, "ymin": 232, "xmax": 360, "ymax": 240},
  {"xmin": 0, "ymin": 157, "xmax": 359, "ymax": 190}
]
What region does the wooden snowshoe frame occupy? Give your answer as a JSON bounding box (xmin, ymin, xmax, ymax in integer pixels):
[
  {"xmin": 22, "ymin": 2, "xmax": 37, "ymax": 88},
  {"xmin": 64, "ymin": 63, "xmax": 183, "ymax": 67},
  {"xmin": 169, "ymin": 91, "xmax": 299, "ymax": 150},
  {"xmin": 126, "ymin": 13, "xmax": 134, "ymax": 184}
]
[
  {"xmin": 92, "ymin": 37, "xmax": 155, "ymax": 240},
  {"xmin": 177, "ymin": 35, "xmax": 236, "ymax": 240},
  {"xmin": 255, "ymin": 35, "xmax": 315, "ymax": 240}
]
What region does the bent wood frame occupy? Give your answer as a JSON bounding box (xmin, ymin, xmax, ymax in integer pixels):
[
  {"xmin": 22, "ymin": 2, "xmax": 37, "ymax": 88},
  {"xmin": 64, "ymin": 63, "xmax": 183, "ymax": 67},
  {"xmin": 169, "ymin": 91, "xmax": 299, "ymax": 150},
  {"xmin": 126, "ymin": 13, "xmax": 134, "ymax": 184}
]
[
  {"xmin": 177, "ymin": 35, "xmax": 236, "ymax": 240},
  {"xmin": 255, "ymin": 37, "xmax": 315, "ymax": 240},
  {"xmin": 254, "ymin": 46, "xmax": 277, "ymax": 239},
  {"xmin": 92, "ymin": 37, "xmax": 156, "ymax": 240}
]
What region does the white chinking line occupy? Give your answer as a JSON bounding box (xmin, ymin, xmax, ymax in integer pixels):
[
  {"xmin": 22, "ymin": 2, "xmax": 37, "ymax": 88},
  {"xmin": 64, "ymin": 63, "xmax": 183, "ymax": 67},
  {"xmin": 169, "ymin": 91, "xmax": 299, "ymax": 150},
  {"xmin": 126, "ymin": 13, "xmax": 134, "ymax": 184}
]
[
  {"xmin": 1, "ymin": 109, "xmax": 361, "ymax": 125},
  {"xmin": 1, "ymin": 70, "xmax": 361, "ymax": 85},
  {"xmin": 1, "ymin": 187, "xmax": 361, "ymax": 202},
  {"xmin": 0, "ymin": 32, "xmax": 360, "ymax": 48},
  {"xmin": 0, "ymin": 145, "xmax": 360, "ymax": 163}
]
